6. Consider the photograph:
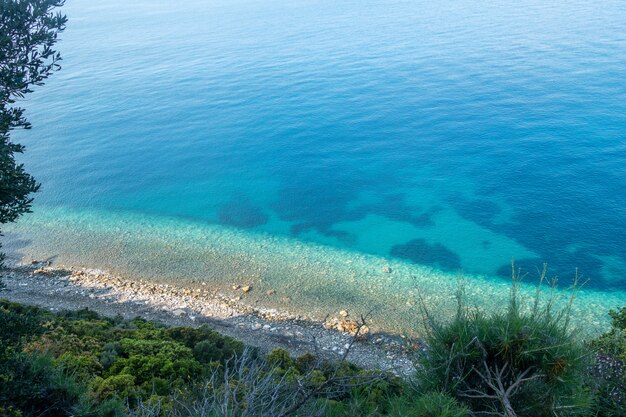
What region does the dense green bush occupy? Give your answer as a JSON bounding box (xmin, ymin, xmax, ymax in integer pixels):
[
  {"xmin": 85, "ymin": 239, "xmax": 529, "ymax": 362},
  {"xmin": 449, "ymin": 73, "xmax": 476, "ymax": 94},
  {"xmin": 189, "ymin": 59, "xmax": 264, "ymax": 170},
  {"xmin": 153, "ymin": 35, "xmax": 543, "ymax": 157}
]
[
  {"xmin": 0, "ymin": 300, "xmax": 248, "ymax": 416},
  {"xmin": 0, "ymin": 300, "xmax": 52, "ymax": 348},
  {"xmin": 0, "ymin": 300, "xmax": 405, "ymax": 417},
  {"xmin": 417, "ymin": 281, "xmax": 593, "ymax": 417},
  {"xmin": 0, "ymin": 352, "xmax": 85, "ymax": 416},
  {"xmin": 2, "ymin": 297, "xmax": 623, "ymax": 417}
]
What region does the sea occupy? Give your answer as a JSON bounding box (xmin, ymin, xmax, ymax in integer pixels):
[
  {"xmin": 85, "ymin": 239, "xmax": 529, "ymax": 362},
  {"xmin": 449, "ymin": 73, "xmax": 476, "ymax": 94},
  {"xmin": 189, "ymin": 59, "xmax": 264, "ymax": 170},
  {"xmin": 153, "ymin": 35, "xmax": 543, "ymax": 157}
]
[{"xmin": 5, "ymin": 0, "xmax": 626, "ymax": 333}]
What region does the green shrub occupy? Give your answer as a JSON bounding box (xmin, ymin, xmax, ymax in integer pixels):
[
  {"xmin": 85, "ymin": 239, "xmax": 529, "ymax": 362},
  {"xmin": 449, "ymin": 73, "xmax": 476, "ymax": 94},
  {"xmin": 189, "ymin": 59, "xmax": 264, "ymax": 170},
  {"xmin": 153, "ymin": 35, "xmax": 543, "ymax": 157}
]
[
  {"xmin": 590, "ymin": 307, "xmax": 625, "ymax": 416},
  {"xmin": 55, "ymin": 352, "xmax": 103, "ymax": 380},
  {"xmin": 1, "ymin": 302, "xmax": 242, "ymax": 413},
  {"xmin": 295, "ymin": 352, "xmax": 317, "ymax": 373},
  {"xmin": 107, "ymin": 338, "xmax": 201, "ymax": 385},
  {"xmin": 266, "ymin": 347, "xmax": 295, "ymax": 369},
  {"xmin": 100, "ymin": 342, "xmax": 122, "ymax": 371},
  {"xmin": 417, "ymin": 279, "xmax": 592, "ymax": 417},
  {"xmin": 77, "ymin": 397, "xmax": 127, "ymax": 417},
  {"xmin": 168, "ymin": 325, "xmax": 244, "ymax": 362},
  {"xmin": 58, "ymin": 307, "xmax": 106, "ymax": 322},
  {"xmin": 592, "ymin": 307, "xmax": 626, "ymax": 357},
  {"xmin": 390, "ymin": 391, "xmax": 470, "ymax": 417},
  {"xmin": 192, "ymin": 339, "xmax": 238, "ymax": 364},
  {"xmin": 0, "ymin": 352, "xmax": 86, "ymax": 416},
  {"xmin": 4, "ymin": 295, "xmax": 617, "ymax": 417},
  {"xmin": 91, "ymin": 374, "xmax": 138, "ymax": 402},
  {"xmin": 0, "ymin": 300, "xmax": 51, "ymax": 349}
]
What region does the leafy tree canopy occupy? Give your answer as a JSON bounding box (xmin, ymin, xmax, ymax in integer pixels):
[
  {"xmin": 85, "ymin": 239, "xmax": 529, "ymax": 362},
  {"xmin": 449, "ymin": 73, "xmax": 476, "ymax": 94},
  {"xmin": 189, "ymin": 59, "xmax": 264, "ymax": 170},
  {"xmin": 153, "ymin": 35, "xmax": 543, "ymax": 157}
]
[{"xmin": 0, "ymin": 0, "xmax": 66, "ymax": 265}]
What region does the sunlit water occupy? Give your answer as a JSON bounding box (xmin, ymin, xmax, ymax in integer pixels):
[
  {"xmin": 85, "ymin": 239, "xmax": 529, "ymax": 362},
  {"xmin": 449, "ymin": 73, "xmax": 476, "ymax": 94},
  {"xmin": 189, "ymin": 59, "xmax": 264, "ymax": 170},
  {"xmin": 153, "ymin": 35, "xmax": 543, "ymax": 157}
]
[{"xmin": 4, "ymin": 0, "xmax": 626, "ymax": 333}]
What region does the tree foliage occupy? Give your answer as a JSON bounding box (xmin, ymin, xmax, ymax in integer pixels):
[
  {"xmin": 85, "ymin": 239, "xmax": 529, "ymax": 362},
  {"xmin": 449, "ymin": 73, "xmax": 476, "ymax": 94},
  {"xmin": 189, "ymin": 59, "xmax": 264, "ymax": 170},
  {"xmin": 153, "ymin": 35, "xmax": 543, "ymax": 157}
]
[{"xmin": 0, "ymin": 0, "xmax": 66, "ymax": 266}]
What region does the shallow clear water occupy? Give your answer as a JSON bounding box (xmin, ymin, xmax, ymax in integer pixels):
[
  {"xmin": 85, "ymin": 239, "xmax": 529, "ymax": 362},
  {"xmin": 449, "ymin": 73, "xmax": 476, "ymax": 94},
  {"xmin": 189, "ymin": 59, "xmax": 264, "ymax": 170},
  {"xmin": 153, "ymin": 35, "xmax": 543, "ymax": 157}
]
[{"xmin": 5, "ymin": 0, "xmax": 626, "ymax": 332}]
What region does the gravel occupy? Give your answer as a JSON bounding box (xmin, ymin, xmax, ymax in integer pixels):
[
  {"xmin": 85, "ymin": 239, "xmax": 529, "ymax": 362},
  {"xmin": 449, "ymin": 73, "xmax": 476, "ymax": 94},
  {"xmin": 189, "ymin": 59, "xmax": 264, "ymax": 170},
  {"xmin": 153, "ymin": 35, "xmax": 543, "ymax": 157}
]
[{"xmin": 1, "ymin": 262, "xmax": 417, "ymax": 376}]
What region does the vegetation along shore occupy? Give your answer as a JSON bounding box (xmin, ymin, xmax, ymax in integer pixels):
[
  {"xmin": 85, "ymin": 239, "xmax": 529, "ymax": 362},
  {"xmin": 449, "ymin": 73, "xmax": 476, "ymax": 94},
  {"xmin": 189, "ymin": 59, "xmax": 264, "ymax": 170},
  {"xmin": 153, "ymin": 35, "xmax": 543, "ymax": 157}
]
[{"xmin": 1, "ymin": 266, "xmax": 624, "ymax": 416}]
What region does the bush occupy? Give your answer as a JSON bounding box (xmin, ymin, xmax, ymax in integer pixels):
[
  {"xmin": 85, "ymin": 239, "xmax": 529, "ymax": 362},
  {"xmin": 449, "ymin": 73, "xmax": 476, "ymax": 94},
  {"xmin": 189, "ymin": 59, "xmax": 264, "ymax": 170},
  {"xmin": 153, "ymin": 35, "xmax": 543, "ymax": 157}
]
[
  {"xmin": 593, "ymin": 307, "xmax": 626, "ymax": 357},
  {"xmin": 590, "ymin": 307, "xmax": 625, "ymax": 416},
  {"xmin": 0, "ymin": 300, "xmax": 52, "ymax": 349},
  {"xmin": 3, "ymin": 294, "xmax": 618, "ymax": 417},
  {"xmin": 168, "ymin": 325, "xmax": 244, "ymax": 362},
  {"xmin": 91, "ymin": 374, "xmax": 138, "ymax": 403},
  {"xmin": 0, "ymin": 301, "xmax": 249, "ymax": 415},
  {"xmin": 0, "ymin": 352, "xmax": 86, "ymax": 416},
  {"xmin": 107, "ymin": 338, "xmax": 201, "ymax": 387},
  {"xmin": 266, "ymin": 347, "xmax": 295, "ymax": 369},
  {"xmin": 390, "ymin": 391, "xmax": 469, "ymax": 417},
  {"xmin": 417, "ymin": 278, "xmax": 592, "ymax": 416}
]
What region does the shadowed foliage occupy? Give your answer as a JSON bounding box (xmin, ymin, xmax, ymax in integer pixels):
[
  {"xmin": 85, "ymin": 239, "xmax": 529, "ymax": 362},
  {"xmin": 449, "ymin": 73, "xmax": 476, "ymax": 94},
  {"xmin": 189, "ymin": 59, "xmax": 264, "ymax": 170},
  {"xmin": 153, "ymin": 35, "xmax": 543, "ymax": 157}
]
[{"xmin": 416, "ymin": 270, "xmax": 594, "ymax": 417}]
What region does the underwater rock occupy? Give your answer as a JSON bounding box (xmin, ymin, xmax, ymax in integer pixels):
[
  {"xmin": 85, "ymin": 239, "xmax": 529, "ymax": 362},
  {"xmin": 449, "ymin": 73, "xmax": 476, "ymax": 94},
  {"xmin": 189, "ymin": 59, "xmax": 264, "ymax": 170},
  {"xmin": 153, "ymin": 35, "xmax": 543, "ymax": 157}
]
[
  {"xmin": 390, "ymin": 239, "xmax": 461, "ymax": 271},
  {"xmin": 218, "ymin": 200, "xmax": 269, "ymax": 228}
]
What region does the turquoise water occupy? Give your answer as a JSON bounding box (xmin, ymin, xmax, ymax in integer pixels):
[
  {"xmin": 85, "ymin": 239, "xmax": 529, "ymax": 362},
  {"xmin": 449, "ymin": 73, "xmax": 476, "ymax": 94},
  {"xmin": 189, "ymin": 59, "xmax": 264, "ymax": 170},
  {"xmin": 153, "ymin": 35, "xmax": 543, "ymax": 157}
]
[{"xmin": 4, "ymin": 0, "xmax": 626, "ymax": 331}]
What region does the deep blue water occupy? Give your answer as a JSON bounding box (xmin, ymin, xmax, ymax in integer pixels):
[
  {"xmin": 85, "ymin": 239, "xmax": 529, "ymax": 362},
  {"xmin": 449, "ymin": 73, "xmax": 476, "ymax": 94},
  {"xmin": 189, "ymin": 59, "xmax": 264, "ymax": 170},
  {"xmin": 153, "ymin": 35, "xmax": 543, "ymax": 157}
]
[{"xmin": 11, "ymin": 0, "xmax": 626, "ymax": 292}]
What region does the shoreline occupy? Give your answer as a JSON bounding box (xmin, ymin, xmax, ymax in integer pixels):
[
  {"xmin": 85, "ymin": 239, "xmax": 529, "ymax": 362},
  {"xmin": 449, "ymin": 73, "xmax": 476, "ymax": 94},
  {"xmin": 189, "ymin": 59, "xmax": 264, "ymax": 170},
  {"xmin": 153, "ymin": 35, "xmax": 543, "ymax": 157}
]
[
  {"xmin": 4, "ymin": 205, "xmax": 623, "ymax": 338},
  {"xmin": 0, "ymin": 262, "xmax": 417, "ymax": 376}
]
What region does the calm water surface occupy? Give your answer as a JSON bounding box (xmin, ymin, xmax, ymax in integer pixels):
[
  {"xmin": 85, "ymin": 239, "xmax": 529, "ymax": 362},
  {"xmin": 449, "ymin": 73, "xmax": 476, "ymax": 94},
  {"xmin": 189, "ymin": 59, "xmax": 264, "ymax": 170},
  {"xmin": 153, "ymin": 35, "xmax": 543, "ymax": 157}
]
[{"xmin": 6, "ymin": 0, "xmax": 626, "ymax": 331}]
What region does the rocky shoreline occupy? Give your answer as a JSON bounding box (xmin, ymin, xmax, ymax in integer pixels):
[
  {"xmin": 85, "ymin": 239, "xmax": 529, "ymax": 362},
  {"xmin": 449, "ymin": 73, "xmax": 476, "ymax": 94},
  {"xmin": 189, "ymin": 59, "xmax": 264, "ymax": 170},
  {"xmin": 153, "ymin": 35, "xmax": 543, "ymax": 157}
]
[{"xmin": 0, "ymin": 262, "xmax": 417, "ymax": 376}]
